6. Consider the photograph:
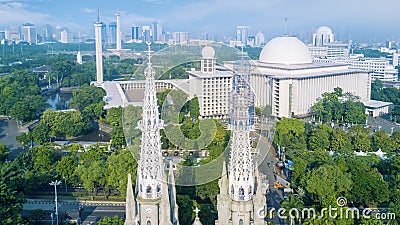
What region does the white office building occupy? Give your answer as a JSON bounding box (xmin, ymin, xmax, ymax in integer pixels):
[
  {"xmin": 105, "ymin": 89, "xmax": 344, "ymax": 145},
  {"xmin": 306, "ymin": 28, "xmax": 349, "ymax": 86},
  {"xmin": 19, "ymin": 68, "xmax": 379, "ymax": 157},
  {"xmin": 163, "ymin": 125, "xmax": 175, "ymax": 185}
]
[
  {"xmin": 314, "ymin": 57, "xmax": 398, "ymax": 82},
  {"xmin": 224, "ymin": 36, "xmax": 371, "ymax": 118},
  {"xmin": 171, "ymin": 32, "xmax": 189, "ymax": 45},
  {"xmin": 188, "ymin": 46, "xmax": 233, "ymax": 118}
]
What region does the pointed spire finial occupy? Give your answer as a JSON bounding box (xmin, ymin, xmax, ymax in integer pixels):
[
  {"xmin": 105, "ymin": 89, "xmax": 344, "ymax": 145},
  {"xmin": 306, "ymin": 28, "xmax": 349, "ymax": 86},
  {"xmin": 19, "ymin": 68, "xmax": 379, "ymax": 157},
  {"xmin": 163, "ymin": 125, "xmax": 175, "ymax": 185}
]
[
  {"xmin": 194, "ymin": 207, "xmax": 200, "ymax": 218},
  {"xmin": 145, "ymin": 41, "xmax": 153, "ymax": 64},
  {"xmin": 96, "ymin": 5, "xmax": 100, "ymax": 22}
]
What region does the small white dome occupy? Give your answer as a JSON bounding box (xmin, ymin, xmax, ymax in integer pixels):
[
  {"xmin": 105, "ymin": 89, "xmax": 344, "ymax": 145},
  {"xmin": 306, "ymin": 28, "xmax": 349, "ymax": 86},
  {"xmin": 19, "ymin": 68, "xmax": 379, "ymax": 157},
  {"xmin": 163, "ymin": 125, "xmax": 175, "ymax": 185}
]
[
  {"xmin": 259, "ymin": 36, "xmax": 312, "ymax": 65},
  {"xmin": 202, "ymin": 46, "xmax": 215, "ymax": 58},
  {"xmin": 316, "ymin": 26, "xmax": 333, "ymax": 35}
]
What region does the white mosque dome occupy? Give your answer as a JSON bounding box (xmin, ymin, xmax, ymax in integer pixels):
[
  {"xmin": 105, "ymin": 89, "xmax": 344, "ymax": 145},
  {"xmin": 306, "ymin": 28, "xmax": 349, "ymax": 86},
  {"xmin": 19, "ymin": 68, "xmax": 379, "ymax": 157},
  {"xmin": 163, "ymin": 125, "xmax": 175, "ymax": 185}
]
[
  {"xmin": 316, "ymin": 26, "xmax": 333, "ymax": 35},
  {"xmin": 259, "ymin": 36, "xmax": 312, "ymax": 65}
]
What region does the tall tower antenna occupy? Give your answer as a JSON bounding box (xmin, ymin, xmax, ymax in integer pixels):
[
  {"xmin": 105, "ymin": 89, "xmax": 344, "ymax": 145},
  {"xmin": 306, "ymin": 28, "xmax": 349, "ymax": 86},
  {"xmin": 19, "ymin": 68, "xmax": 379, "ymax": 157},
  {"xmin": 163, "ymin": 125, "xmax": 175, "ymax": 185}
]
[
  {"xmin": 96, "ymin": 4, "xmax": 100, "ymax": 22},
  {"xmin": 284, "ymin": 17, "xmax": 288, "ymax": 36}
]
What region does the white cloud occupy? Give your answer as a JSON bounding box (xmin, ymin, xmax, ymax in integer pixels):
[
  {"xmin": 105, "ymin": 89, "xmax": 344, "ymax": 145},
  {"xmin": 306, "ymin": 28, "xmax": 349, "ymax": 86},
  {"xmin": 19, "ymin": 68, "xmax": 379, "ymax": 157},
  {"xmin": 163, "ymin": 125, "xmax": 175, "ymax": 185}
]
[
  {"xmin": 80, "ymin": 8, "xmax": 96, "ymax": 14},
  {"xmin": 0, "ymin": 1, "xmax": 51, "ymax": 25}
]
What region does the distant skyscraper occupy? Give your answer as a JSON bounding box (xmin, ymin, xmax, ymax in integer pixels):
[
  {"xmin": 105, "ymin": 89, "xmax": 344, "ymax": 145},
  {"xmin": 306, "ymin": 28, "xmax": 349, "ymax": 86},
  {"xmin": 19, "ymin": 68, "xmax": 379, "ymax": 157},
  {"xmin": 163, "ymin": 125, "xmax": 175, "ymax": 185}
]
[
  {"xmin": 108, "ymin": 22, "xmax": 117, "ymax": 44},
  {"xmin": 152, "ymin": 21, "xmax": 162, "ymax": 43},
  {"xmin": 142, "ymin": 26, "xmax": 151, "ymax": 42},
  {"xmin": 255, "ymin": 31, "xmax": 265, "ymax": 47},
  {"xmin": 0, "ymin": 31, "xmax": 5, "ymax": 41},
  {"xmin": 44, "ymin": 24, "xmax": 53, "ymax": 42},
  {"xmin": 100, "ymin": 22, "xmax": 107, "ymax": 43},
  {"xmin": 22, "ymin": 23, "xmax": 37, "ymax": 44},
  {"xmin": 131, "ymin": 25, "xmax": 139, "ymax": 41},
  {"xmin": 236, "ymin": 26, "xmax": 250, "ymax": 46},
  {"xmin": 60, "ymin": 29, "xmax": 68, "ymax": 43},
  {"xmin": 172, "ymin": 32, "xmax": 189, "ymax": 45}
]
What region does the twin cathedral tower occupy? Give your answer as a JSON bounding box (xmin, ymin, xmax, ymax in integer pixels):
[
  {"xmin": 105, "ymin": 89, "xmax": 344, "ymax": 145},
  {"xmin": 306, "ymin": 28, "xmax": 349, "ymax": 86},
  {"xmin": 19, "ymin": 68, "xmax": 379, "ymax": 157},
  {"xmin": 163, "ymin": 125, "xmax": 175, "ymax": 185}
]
[{"xmin": 124, "ymin": 43, "xmax": 267, "ymax": 225}]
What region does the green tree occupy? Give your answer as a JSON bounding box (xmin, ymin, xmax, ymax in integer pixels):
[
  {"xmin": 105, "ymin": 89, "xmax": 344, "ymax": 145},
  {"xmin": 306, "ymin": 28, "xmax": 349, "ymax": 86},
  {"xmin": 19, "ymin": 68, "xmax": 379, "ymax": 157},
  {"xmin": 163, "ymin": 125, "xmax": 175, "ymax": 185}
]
[
  {"xmin": 274, "ymin": 118, "xmax": 305, "ymax": 147},
  {"xmin": 372, "ymin": 130, "xmax": 394, "ymax": 152},
  {"xmin": 68, "ymin": 85, "xmax": 106, "ymax": 111},
  {"xmin": 348, "ymin": 158, "xmax": 389, "ymax": 205},
  {"xmin": 110, "ymin": 126, "xmax": 126, "ymax": 148},
  {"xmin": 0, "ymin": 163, "xmax": 25, "ymax": 224},
  {"xmin": 56, "ymin": 155, "xmax": 78, "ymax": 185},
  {"xmin": 308, "ymin": 124, "xmax": 332, "ymax": 151},
  {"xmin": 97, "ymin": 216, "xmax": 125, "ymax": 225},
  {"xmin": 330, "ymin": 129, "xmax": 353, "ymax": 154},
  {"xmin": 106, "ymin": 150, "xmax": 137, "ymax": 195},
  {"xmin": 177, "ymin": 195, "xmax": 194, "ymax": 225},
  {"xmin": 305, "ymin": 164, "xmax": 352, "ymax": 206},
  {"xmin": 349, "ymin": 125, "xmax": 371, "ymax": 152},
  {"xmin": 0, "ymin": 143, "xmax": 8, "ymax": 162},
  {"xmin": 105, "ymin": 107, "xmax": 123, "ymax": 127}
]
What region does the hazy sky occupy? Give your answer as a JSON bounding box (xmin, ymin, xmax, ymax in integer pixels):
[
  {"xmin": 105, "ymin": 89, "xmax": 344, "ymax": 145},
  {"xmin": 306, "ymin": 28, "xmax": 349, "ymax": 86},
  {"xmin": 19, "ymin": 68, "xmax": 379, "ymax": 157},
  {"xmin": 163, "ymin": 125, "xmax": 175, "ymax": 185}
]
[{"xmin": 0, "ymin": 0, "xmax": 399, "ymax": 42}]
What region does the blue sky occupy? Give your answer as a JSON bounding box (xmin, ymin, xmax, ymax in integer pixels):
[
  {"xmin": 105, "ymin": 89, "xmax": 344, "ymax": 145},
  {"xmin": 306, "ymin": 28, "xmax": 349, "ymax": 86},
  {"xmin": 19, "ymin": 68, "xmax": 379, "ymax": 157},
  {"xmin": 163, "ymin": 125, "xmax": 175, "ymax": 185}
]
[{"xmin": 0, "ymin": 0, "xmax": 399, "ymax": 42}]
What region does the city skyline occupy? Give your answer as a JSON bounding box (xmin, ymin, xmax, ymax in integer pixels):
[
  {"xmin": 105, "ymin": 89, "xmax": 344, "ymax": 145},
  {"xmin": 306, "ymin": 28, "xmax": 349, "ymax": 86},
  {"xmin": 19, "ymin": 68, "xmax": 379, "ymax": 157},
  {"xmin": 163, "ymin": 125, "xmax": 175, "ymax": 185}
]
[{"xmin": 0, "ymin": 0, "xmax": 398, "ymax": 42}]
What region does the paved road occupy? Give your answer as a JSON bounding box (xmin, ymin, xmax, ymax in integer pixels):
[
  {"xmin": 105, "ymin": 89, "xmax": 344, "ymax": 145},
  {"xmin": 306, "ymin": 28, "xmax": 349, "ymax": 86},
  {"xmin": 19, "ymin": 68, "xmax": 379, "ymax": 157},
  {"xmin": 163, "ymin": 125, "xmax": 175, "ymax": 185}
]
[
  {"xmin": 0, "ymin": 117, "xmax": 22, "ymax": 160},
  {"xmin": 254, "ymin": 132, "xmax": 284, "ymax": 225},
  {"xmin": 23, "ymin": 199, "xmax": 125, "ymax": 224}
]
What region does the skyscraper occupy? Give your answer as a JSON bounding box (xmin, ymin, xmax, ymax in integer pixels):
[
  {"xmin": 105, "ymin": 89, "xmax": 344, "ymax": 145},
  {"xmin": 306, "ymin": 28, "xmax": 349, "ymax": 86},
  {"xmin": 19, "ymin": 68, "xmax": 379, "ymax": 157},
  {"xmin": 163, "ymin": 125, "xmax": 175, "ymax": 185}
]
[
  {"xmin": 109, "ymin": 22, "xmax": 117, "ymax": 44},
  {"xmin": 131, "ymin": 25, "xmax": 140, "ymax": 42},
  {"xmin": 255, "ymin": 31, "xmax": 265, "ymax": 47},
  {"xmin": 142, "ymin": 26, "xmax": 151, "ymax": 43},
  {"xmin": 172, "ymin": 32, "xmax": 189, "ymax": 45},
  {"xmin": 236, "ymin": 26, "xmax": 250, "ymax": 46},
  {"xmin": 100, "ymin": 22, "xmax": 107, "ymax": 43},
  {"xmin": 152, "ymin": 21, "xmax": 162, "ymax": 43},
  {"xmin": 22, "ymin": 23, "xmax": 37, "ymax": 44}
]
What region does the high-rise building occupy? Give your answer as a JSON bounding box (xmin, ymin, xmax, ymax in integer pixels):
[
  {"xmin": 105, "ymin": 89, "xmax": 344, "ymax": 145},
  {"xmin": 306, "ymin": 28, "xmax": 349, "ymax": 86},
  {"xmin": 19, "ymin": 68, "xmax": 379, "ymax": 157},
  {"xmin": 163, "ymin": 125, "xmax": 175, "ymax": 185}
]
[
  {"xmin": 101, "ymin": 22, "xmax": 107, "ymax": 43},
  {"xmin": 131, "ymin": 25, "xmax": 140, "ymax": 41},
  {"xmin": 171, "ymin": 32, "xmax": 189, "ymax": 45},
  {"xmin": 43, "ymin": 24, "xmax": 53, "ymax": 42},
  {"xmin": 0, "ymin": 31, "xmax": 5, "ymax": 41},
  {"xmin": 152, "ymin": 21, "xmax": 162, "ymax": 43},
  {"xmin": 142, "ymin": 26, "xmax": 151, "ymax": 43},
  {"xmin": 236, "ymin": 26, "xmax": 250, "ymax": 46},
  {"xmin": 108, "ymin": 22, "xmax": 117, "ymax": 44},
  {"xmin": 60, "ymin": 29, "xmax": 68, "ymax": 43},
  {"xmin": 255, "ymin": 31, "xmax": 265, "ymax": 47},
  {"xmin": 22, "ymin": 23, "xmax": 37, "ymax": 44}
]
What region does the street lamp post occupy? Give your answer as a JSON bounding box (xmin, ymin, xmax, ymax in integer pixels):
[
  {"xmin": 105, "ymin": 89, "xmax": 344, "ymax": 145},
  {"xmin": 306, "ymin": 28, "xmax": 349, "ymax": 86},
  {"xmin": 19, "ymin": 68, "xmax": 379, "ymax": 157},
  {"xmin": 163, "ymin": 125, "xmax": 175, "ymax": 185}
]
[
  {"xmin": 63, "ymin": 176, "xmax": 67, "ymax": 193},
  {"xmin": 49, "ymin": 180, "xmax": 62, "ymax": 225}
]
